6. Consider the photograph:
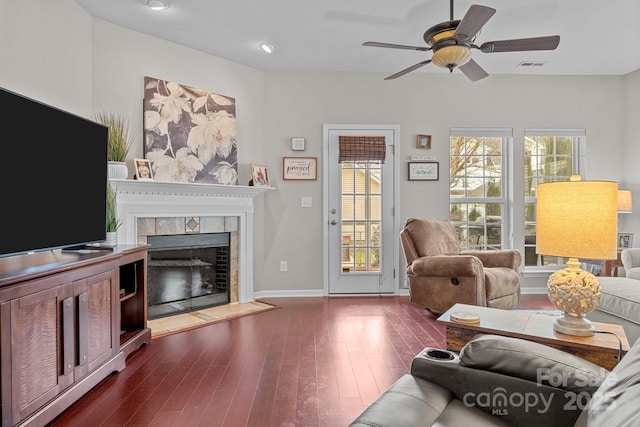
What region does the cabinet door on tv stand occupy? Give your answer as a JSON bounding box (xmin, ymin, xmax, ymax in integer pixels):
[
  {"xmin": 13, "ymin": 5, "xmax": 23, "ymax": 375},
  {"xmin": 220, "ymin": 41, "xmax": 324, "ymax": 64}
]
[
  {"xmin": 8, "ymin": 285, "xmax": 75, "ymax": 425},
  {"xmin": 74, "ymin": 269, "xmax": 119, "ymax": 379}
]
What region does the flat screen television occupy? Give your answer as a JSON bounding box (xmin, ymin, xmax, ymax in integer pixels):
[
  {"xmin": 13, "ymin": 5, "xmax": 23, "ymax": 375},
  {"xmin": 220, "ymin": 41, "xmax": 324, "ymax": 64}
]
[{"xmin": 0, "ymin": 87, "xmax": 109, "ymax": 258}]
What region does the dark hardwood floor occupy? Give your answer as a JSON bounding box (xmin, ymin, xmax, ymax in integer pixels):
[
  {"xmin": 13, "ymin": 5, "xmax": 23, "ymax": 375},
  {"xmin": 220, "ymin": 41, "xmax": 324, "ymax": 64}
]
[{"xmin": 49, "ymin": 294, "xmax": 554, "ymax": 427}]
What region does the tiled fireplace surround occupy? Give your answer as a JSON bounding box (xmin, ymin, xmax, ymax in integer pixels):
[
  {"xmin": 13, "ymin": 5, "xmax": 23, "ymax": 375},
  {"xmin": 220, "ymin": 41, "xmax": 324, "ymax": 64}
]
[{"xmin": 109, "ymin": 179, "xmax": 267, "ymax": 304}]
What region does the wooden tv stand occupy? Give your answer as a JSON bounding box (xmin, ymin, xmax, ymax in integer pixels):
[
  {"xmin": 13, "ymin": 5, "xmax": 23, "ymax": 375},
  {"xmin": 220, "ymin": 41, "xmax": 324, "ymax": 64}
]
[{"xmin": 0, "ymin": 245, "xmax": 151, "ymax": 426}]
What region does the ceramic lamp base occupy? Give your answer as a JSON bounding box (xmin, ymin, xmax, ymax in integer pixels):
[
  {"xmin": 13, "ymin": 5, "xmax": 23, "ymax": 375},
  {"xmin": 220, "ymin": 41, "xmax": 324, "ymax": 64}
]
[
  {"xmin": 553, "ymin": 314, "xmax": 595, "ymax": 336},
  {"xmin": 547, "ymin": 257, "xmax": 601, "ymax": 337}
]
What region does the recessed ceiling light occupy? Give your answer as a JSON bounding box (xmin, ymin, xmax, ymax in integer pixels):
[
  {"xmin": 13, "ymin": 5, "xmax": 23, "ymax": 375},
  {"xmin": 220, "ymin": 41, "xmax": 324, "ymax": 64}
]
[
  {"xmin": 145, "ymin": 0, "xmax": 170, "ymax": 11},
  {"xmin": 259, "ymin": 43, "xmax": 276, "ymax": 54}
]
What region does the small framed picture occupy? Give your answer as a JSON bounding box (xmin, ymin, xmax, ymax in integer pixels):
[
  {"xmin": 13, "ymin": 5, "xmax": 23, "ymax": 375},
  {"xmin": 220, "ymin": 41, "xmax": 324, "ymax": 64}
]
[
  {"xmin": 408, "ymin": 162, "xmax": 439, "ymax": 181},
  {"xmin": 250, "ymin": 163, "xmax": 270, "ymax": 187},
  {"xmin": 133, "ymin": 158, "xmax": 153, "ymax": 180},
  {"xmin": 291, "ymin": 137, "xmax": 306, "ymax": 151},
  {"xmin": 283, "ymin": 157, "xmax": 317, "ymax": 180},
  {"xmin": 618, "ymin": 232, "xmax": 634, "ymax": 250},
  {"xmin": 416, "ymin": 134, "xmax": 432, "ymax": 149}
]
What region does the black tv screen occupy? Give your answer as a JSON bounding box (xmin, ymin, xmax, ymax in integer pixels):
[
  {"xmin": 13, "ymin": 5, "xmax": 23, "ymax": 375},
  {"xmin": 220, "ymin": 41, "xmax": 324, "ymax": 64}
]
[{"xmin": 0, "ymin": 87, "xmax": 108, "ymax": 258}]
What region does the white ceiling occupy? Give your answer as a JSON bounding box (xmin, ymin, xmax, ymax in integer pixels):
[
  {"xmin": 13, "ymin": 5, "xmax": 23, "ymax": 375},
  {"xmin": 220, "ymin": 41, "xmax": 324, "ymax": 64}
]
[{"xmin": 74, "ymin": 0, "xmax": 640, "ymax": 79}]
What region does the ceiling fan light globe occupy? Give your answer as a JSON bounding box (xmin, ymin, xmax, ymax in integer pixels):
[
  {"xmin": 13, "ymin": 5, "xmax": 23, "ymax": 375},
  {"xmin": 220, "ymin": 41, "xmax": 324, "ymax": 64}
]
[{"xmin": 431, "ymin": 45, "xmax": 471, "ymax": 69}]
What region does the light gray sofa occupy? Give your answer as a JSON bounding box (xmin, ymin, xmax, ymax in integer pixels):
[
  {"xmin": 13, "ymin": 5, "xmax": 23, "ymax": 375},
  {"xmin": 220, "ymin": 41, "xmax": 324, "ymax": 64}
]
[
  {"xmin": 350, "ymin": 334, "xmax": 640, "ymax": 427},
  {"xmin": 621, "ymin": 247, "xmax": 640, "ymax": 279},
  {"xmin": 584, "ymin": 248, "xmax": 640, "ymax": 345}
]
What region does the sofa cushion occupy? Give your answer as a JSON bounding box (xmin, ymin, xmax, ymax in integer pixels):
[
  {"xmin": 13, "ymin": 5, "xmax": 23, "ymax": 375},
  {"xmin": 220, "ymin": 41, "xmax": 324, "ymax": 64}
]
[
  {"xmin": 596, "ymin": 277, "xmax": 640, "ymax": 326},
  {"xmin": 459, "ymin": 335, "xmax": 607, "ymax": 394}
]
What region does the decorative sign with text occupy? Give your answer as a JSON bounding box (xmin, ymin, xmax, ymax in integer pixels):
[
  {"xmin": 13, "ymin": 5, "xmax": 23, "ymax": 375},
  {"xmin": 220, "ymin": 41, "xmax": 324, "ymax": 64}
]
[{"xmin": 283, "ymin": 157, "xmax": 317, "ymax": 180}]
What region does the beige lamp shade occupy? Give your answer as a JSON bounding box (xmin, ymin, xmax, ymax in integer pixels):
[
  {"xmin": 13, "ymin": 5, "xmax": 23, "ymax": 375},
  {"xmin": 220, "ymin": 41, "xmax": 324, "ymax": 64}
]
[
  {"xmin": 537, "ymin": 175, "xmax": 618, "ymax": 260},
  {"xmin": 618, "ymin": 189, "xmax": 633, "ymax": 213}
]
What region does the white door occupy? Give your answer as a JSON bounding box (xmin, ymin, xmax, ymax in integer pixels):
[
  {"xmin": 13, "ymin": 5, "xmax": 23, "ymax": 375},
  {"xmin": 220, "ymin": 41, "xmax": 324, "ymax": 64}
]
[{"xmin": 323, "ymin": 125, "xmax": 398, "ymax": 294}]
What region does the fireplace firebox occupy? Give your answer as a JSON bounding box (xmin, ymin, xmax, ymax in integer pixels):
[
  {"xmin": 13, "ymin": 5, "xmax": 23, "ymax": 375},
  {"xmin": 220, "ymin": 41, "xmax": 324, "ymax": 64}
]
[{"xmin": 147, "ymin": 232, "xmax": 230, "ymax": 319}]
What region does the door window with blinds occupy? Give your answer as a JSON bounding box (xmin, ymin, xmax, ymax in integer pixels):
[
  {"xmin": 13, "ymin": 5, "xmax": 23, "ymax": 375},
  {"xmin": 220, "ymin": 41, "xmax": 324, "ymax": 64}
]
[{"xmin": 339, "ymin": 136, "xmax": 385, "ymax": 273}]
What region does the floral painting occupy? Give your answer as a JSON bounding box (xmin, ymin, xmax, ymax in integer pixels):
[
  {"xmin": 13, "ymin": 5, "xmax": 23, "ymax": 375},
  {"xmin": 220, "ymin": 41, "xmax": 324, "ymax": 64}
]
[{"xmin": 143, "ymin": 76, "xmax": 238, "ymax": 185}]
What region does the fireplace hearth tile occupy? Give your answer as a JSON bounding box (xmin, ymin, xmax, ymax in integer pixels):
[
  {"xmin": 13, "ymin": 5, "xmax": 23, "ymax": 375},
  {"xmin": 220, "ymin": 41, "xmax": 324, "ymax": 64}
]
[
  {"xmin": 200, "ymin": 216, "xmax": 225, "ymax": 233},
  {"xmin": 157, "ymin": 217, "xmax": 184, "ymax": 235},
  {"xmin": 186, "ymin": 217, "xmax": 200, "ymax": 233}
]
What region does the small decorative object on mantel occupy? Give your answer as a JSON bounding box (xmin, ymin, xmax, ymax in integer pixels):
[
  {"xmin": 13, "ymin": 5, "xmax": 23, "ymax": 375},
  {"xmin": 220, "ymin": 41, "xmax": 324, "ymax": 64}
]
[
  {"xmin": 283, "ymin": 157, "xmax": 317, "ymax": 180},
  {"xmin": 134, "ymin": 158, "xmax": 154, "ymax": 180},
  {"xmin": 408, "ymin": 161, "xmax": 439, "ymax": 181},
  {"xmin": 291, "ymin": 137, "xmax": 306, "ymax": 151},
  {"xmin": 250, "ymin": 163, "xmax": 270, "ymax": 187},
  {"xmin": 416, "ymin": 134, "xmax": 432, "ymax": 149},
  {"xmin": 95, "ymin": 111, "xmax": 136, "ymax": 180}
]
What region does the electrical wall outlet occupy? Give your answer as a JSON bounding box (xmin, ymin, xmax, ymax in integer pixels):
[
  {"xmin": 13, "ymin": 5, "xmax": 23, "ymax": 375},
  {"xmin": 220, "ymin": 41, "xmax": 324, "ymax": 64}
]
[{"xmin": 280, "ymin": 260, "xmax": 288, "ymax": 272}]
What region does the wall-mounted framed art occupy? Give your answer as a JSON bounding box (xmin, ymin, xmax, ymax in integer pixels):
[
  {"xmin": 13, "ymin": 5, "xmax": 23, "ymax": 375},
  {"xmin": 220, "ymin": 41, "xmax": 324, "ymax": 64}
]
[
  {"xmin": 283, "ymin": 157, "xmax": 317, "ymax": 180},
  {"xmin": 291, "ymin": 137, "xmax": 306, "ymax": 151},
  {"xmin": 416, "ymin": 134, "xmax": 432, "ymax": 149},
  {"xmin": 408, "ymin": 161, "xmax": 439, "ymax": 181}
]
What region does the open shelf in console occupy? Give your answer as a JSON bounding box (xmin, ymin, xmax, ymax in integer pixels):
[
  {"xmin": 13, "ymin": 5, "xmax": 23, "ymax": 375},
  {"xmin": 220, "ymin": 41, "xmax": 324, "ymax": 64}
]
[{"xmin": 117, "ymin": 248, "xmax": 151, "ymax": 357}]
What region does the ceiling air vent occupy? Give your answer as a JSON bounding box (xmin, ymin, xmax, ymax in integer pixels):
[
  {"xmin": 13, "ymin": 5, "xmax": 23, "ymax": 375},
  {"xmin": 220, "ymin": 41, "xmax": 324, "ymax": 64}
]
[{"xmin": 518, "ymin": 61, "xmax": 548, "ymax": 67}]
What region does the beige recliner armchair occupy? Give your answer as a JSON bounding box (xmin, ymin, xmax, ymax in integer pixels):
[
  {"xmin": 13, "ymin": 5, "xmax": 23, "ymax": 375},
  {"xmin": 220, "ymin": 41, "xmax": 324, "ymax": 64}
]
[{"xmin": 400, "ymin": 218, "xmax": 521, "ymax": 313}]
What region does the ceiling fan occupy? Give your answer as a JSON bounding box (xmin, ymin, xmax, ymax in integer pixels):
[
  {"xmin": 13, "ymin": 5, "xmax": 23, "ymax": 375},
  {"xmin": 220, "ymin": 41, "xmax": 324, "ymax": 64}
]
[{"xmin": 363, "ymin": 0, "xmax": 560, "ymax": 81}]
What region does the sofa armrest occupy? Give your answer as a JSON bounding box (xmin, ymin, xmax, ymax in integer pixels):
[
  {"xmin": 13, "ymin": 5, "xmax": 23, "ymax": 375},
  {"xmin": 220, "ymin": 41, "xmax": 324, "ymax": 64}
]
[
  {"xmin": 461, "ymin": 249, "xmax": 522, "ymax": 271},
  {"xmin": 409, "ymin": 255, "xmax": 484, "ymax": 277},
  {"xmin": 458, "ymin": 335, "xmax": 607, "ymax": 394},
  {"xmin": 621, "ymin": 248, "xmax": 640, "ymax": 272},
  {"xmin": 409, "ymin": 336, "xmax": 608, "ymax": 427}
]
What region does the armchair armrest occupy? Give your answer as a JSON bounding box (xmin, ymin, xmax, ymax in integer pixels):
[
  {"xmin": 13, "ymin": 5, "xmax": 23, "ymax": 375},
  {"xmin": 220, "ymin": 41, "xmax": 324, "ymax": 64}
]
[
  {"xmin": 409, "ymin": 255, "xmax": 484, "ymax": 277},
  {"xmin": 462, "ymin": 249, "xmax": 521, "ymax": 271}
]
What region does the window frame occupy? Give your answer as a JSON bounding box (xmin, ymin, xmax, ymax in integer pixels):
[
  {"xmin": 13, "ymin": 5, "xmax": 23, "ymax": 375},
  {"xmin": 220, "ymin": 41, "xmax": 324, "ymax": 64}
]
[
  {"xmin": 523, "ymin": 129, "xmax": 586, "ymax": 271},
  {"xmin": 449, "ymin": 128, "xmax": 514, "ymax": 251}
]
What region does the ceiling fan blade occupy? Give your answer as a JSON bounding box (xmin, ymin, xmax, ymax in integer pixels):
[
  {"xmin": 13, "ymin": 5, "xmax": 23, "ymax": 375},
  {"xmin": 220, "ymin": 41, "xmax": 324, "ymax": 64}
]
[
  {"xmin": 363, "ymin": 41, "xmax": 430, "ymax": 52},
  {"xmin": 458, "ymin": 59, "xmax": 488, "ymax": 82},
  {"xmin": 480, "ymin": 35, "xmax": 560, "ymax": 53},
  {"xmin": 384, "ymin": 60, "xmax": 432, "ymax": 80},
  {"xmin": 454, "ymin": 5, "xmax": 496, "ymax": 39}
]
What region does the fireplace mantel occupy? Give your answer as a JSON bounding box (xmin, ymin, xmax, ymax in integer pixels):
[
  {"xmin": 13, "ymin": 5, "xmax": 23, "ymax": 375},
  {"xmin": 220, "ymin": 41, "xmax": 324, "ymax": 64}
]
[
  {"xmin": 109, "ymin": 179, "xmax": 269, "ymax": 303},
  {"xmin": 110, "ymin": 178, "xmax": 269, "ymax": 198}
]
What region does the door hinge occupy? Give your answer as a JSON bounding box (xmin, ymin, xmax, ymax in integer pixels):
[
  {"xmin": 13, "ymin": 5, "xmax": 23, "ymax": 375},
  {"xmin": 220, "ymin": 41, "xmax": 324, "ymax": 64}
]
[{"xmin": 393, "ymin": 268, "xmax": 396, "ymax": 278}]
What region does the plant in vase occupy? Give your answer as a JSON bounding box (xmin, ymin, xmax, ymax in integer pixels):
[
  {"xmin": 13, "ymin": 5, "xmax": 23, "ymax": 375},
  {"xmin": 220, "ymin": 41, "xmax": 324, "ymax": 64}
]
[
  {"xmin": 105, "ymin": 185, "xmax": 121, "ymax": 246},
  {"xmin": 95, "ymin": 112, "xmax": 136, "ymax": 179}
]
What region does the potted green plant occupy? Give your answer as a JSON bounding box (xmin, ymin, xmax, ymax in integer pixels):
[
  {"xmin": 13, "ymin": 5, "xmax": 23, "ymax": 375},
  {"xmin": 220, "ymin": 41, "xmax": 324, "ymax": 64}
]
[
  {"xmin": 105, "ymin": 184, "xmax": 121, "ymax": 246},
  {"xmin": 95, "ymin": 112, "xmax": 136, "ymax": 179}
]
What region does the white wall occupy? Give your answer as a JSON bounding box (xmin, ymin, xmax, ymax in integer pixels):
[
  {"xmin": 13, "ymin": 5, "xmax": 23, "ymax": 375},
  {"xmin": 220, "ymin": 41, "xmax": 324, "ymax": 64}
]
[
  {"xmin": 261, "ymin": 71, "xmax": 626, "ymax": 292},
  {"xmin": 2, "ymin": 0, "xmax": 637, "ymax": 295},
  {"xmin": 622, "ymin": 70, "xmax": 640, "ymax": 236},
  {"xmin": 0, "ymin": 0, "xmax": 93, "ymax": 115}
]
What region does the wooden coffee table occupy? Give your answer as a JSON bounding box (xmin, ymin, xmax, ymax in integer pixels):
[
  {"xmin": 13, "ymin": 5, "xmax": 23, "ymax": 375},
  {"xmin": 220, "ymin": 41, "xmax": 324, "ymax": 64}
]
[{"xmin": 437, "ymin": 303, "xmax": 630, "ymax": 370}]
